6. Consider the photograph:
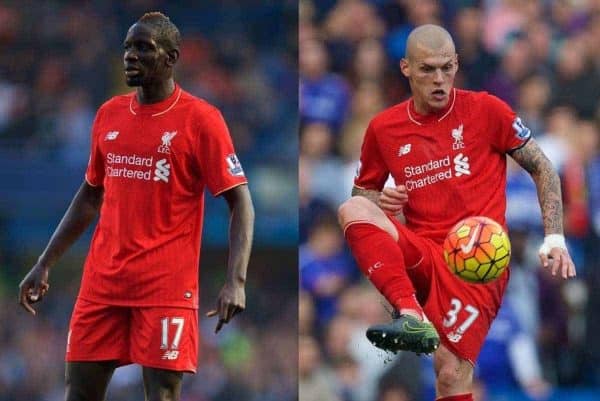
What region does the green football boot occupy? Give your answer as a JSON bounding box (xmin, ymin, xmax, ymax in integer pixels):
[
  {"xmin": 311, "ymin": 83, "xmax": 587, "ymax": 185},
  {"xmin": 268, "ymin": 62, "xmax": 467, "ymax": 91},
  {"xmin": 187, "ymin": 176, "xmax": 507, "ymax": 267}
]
[{"xmin": 366, "ymin": 313, "xmax": 440, "ymax": 355}]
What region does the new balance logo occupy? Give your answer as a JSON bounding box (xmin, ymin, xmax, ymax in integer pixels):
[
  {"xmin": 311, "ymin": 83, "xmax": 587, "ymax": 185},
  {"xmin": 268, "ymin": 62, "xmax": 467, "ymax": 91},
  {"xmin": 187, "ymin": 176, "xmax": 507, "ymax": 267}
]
[
  {"xmin": 398, "ymin": 144, "xmax": 412, "ymax": 156},
  {"xmin": 161, "ymin": 350, "xmax": 180, "ymax": 360},
  {"xmin": 453, "ymin": 153, "xmax": 470, "ymax": 176},
  {"xmin": 104, "ymin": 131, "xmax": 119, "ymax": 141},
  {"xmin": 153, "ymin": 158, "xmax": 171, "ymax": 182},
  {"xmin": 447, "ymin": 332, "xmax": 463, "ymax": 343}
]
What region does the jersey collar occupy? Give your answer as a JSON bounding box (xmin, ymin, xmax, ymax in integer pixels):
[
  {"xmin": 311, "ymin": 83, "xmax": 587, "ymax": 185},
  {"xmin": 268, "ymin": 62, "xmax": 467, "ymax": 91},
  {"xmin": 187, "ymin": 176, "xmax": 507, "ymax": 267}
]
[
  {"xmin": 129, "ymin": 84, "xmax": 182, "ymax": 117},
  {"xmin": 407, "ymin": 88, "xmax": 456, "ymax": 126}
]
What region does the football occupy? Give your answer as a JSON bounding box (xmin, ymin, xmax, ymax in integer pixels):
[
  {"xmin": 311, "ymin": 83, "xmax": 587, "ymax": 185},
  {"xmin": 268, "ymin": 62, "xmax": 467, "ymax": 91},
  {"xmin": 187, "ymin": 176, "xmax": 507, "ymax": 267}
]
[{"xmin": 443, "ymin": 216, "xmax": 511, "ymax": 284}]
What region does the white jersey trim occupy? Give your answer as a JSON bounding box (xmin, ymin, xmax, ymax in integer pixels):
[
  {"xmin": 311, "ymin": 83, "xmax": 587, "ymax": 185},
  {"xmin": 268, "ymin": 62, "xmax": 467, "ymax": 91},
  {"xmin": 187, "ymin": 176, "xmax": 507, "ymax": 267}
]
[
  {"xmin": 213, "ymin": 181, "xmax": 248, "ymax": 197},
  {"xmin": 84, "ymin": 174, "xmax": 101, "ymax": 187},
  {"xmin": 129, "ymin": 88, "xmax": 182, "ymax": 117},
  {"xmin": 407, "ymin": 88, "xmax": 456, "ymax": 126}
]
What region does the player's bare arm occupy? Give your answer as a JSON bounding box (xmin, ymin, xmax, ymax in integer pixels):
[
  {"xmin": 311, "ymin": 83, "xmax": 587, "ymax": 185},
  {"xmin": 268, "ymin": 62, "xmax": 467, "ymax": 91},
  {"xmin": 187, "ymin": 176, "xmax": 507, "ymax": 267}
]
[
  {"xmin": 352, "ymin": 185, "xmax": 408, "ymax": 215},
  {"xmin": 352, "ymin": 186, "xmax": 381, "ymax": 205},
  {"xmin": 19, "ymin": 181, "xmax": 104, "ymax": 314},
  {"xmin": 206, "ymin": 184, "xmax": 254, "ymax": 333},
  {"xmin": 509, "ymin": 139, "xmax": 576, "ymax": 279}
]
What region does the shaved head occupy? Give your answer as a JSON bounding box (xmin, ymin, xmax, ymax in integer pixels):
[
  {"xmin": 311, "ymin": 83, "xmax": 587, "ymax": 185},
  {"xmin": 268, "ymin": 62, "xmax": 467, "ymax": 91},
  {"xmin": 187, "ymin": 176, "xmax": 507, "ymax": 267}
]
[
  {"xmin": 400, "ymin": 24, "xmax": 459, "ymax": 115},
  {"xmin": 406, "ymin": 24, "xmax": 455, "ymax": 60}
]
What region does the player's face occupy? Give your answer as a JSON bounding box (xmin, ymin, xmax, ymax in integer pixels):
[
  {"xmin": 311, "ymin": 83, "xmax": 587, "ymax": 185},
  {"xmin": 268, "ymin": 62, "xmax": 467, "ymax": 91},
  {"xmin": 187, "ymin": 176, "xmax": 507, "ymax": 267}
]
[
  {"xmin": 401, "ymin": 44, "xmax": 458, "ymax": 113},
  {"xmin": 123, "ymin": 23, "xmax": 170, "ymax": 87}
]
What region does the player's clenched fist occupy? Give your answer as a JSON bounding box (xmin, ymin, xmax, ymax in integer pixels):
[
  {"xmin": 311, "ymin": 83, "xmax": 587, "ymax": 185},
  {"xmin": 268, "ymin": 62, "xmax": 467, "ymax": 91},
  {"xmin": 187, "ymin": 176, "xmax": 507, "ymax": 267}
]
[
  {"xmin": 379, "ymin": 185, "xmax": 408, "ymax": 214},
  {"xmin": 18, "ymin": 263, "xmax": 50, "ymax": 315}
]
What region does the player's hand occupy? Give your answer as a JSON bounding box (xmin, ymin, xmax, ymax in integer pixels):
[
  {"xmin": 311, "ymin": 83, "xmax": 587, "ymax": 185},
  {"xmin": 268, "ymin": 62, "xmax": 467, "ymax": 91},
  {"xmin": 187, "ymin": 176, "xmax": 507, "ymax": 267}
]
[
  {"xmin": 379, "ymin": 185, "xmax": 408, "ymax": 215},
  {"xmin": 538, "ymin": 235, "xmax": 576, "ymax": 279},
  {"xmin": 206, "ymin": 281, "xmax": 245, "ymax": 333},
  {"xmin": 18, "ymin": 263, "xmax": 50, "ymax": 315}
]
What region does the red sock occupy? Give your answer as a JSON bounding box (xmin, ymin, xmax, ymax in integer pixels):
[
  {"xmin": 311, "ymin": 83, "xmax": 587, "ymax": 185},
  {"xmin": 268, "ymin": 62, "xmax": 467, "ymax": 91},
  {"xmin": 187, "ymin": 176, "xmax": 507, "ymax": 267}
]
[
  {"xmin": 436, "ymin": 394, "xmax": 473, "ymax": 401},
  {"xmin": 344, "ymin": 222, "xmax": 422, "ymax": 316}
]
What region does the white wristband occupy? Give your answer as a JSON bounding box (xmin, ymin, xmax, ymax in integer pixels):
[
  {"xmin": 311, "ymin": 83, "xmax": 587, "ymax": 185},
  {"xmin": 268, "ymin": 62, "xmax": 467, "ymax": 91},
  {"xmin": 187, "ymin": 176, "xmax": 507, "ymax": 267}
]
[{"xmin": 538, "ymin": 234, "xmax": 567, "ymax": 255}]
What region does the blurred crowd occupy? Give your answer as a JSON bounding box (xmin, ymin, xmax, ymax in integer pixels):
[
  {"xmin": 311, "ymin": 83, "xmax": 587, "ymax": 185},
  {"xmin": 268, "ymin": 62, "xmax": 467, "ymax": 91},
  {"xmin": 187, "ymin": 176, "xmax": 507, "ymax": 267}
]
[
  {"xmin": 0, "ymin": 1, "xmax": 297, "ymax": 400},
  {"xmin": 300, "ymin": 1, "xmax": 600, "ymax": 401}
]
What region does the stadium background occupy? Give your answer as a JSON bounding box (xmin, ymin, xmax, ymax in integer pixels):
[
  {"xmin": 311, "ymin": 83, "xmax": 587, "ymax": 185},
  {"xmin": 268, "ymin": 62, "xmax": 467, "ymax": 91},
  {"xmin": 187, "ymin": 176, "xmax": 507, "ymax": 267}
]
[
  {"xmin": 0, "ymin": 1, "xmax": 297, "ymax": 400},
  {"xmin": 300, "ymin": 1, "xmax": 600, "ymax": 401}
]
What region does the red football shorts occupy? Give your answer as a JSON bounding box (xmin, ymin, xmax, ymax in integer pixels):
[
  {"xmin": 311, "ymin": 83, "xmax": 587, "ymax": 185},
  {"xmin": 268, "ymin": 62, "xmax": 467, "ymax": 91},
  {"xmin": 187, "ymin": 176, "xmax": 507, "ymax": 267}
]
[
  {"xmin": 389, "ymin": 217, "xmax": 509, "ymax": 364},
  {"xmin": 66, "ymin": 298, "xmax": 199, "ymax": 373}
]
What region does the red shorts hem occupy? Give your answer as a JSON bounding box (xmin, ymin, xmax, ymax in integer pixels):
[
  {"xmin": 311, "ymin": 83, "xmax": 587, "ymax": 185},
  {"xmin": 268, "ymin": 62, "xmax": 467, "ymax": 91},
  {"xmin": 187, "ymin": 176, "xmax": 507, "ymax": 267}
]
[
  {"xmin": 134, "ymin": 360, "xmax": 197, "ymax": 374},
  {"xmin": 437, "ymin": 339, "xmax": 475, "ymax": 366}
]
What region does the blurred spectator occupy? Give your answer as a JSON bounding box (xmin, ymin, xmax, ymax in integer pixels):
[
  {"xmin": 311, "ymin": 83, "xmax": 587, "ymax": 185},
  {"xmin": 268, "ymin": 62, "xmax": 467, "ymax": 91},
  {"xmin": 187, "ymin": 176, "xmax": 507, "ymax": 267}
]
[
  {"xmin": 484, "ymin": 34, "xmax": 534, "ymax": 107},
  {"xmin": 385, "ymin": 0, "xmax": 441, "ymax": 64},
  {"xmin": 516, "ymin": 74, "xmax": 551, "ymax": 137},
  {"xmin": 300, "ymin": 213, "xmax": 359, "ymax": 328},
  {"xmin": 452, "ymin": 7, "xmax": 498, "ymax": 90},
  {"xmin": 300, "ymin": 38, "xmax": 351, "ymax": 133},
  {"xmin": 300, "ymin": 290, "xmax": 317, "ymax": 336},
  {"xmin": 351, "ymin": 39, "xmax": 387, "ymax": 86},
  {"xmin": 477, "ymin": 300, "xmax": 551, "ymax": 400},
  {"xmin": 550, "ymin": 38, "xmax": 600, "ymax": 119},
  {"xmin": 299, "ymin": 335, "xmax": 341, "ymax": 401}
]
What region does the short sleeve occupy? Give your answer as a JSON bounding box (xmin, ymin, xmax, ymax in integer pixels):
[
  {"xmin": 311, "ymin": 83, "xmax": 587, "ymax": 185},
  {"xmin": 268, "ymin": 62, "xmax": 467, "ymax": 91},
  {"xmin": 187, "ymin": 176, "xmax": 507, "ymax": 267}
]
[
  {"xmin": 484, "ymin": 93, "xmax": 532, "ymax": 153},
  {"xmin": 354, "ymin": 121, "xmax": 389, "ymax": 191},
  {"xmin": 196, "ymin": 109, "xmax": 248, "ymax": 196},
  {"xmin": 85, "ymin": 108, "xmax": 105, "ymax": 187}
]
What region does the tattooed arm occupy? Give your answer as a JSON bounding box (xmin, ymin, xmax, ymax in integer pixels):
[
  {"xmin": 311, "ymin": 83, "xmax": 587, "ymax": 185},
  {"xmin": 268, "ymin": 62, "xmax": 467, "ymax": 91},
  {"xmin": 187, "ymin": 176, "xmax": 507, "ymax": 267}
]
[
  {"xmin": 509, "ymin": 139, "xmax": 576, "ymax": 278},
  {"xmin": 509, "ymin": 139, "xmax": 563, "ymax": 234}
]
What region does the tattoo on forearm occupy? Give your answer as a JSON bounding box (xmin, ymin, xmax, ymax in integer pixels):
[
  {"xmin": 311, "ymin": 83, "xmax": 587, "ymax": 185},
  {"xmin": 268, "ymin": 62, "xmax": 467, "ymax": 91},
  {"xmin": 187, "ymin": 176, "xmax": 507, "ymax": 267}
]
[
  {"xmin": 510, "ymin": 139, "xmax": 563, "ymax": 234},
  {"xmin": 351, "ymin": 187, "xmax": 381, "ymax": 206}
]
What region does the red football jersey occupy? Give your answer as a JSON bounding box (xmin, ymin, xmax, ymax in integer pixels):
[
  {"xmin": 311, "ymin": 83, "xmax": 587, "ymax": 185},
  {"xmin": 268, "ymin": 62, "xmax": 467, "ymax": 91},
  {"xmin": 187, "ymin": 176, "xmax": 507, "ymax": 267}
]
[
  {"xmin": 80, "ymin": 84, "xmax": 247, "ymax": 308},
  {"xmin": 355, "ymin": 89, "xmax": 531, "ymax": 244}
]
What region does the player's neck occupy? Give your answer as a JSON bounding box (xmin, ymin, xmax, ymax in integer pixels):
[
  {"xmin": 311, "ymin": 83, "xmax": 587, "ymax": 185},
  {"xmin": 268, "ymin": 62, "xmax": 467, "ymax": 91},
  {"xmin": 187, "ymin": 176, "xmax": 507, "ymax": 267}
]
[
  {"xmin": 136, "ymin": 79, "xmax": 176, "ymax": 104},
  {"xmin": 412, "ymin": 98, "xmax": 448, "ymax": 116},
  {"xmin": 410, "ymin": 88, "xmax": 455, "ymax": 120}
]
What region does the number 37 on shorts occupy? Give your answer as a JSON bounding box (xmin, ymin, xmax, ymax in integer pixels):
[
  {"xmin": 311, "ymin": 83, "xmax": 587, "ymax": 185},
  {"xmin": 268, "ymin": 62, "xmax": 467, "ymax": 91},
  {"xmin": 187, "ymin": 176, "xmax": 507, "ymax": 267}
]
[{"xmin": 442, "ymin": 297, "xmax": 480, "ymax": 343}]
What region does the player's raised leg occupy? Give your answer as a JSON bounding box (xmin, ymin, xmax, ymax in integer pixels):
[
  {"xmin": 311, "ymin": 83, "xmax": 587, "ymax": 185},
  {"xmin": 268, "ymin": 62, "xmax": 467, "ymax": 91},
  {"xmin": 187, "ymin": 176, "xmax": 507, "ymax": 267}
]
[
  {"xmin": 337, "ymin": 196, "xmax": 439, "ymax": 353},
  {"xmin": 142, "ymin": 367, "xmax": 183, "ymax": 401},
  {"xmin": 434, "ymin": 345, "xmax": 474, "ymax": 400},
  {"xmin": 65, "ymin": 361, "xmax": 118, "ymax": 401}
]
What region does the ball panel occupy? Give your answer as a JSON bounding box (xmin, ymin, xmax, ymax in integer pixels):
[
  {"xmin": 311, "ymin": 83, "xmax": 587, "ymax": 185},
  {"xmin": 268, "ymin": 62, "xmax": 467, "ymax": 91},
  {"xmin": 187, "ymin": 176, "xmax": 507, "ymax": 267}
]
[
  {"xmin": 474, "ymin": 248, "xmax": 492, "ymax": 264},
  {"xmin": 475, "ymin": 262, "xmax": 492, "ymax": 280},
  {"xmin": 457, "ymin": 269, "xmax": 480, "ymax": 282},
  {"xmin": 456, "ymin": 224, "xmax": 471, "ymax": 239}
]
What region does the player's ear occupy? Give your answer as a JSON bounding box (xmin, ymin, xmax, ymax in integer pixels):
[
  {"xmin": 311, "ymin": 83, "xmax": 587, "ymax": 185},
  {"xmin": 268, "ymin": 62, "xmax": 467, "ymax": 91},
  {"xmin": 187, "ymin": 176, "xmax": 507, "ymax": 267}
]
[
  {"xmin": 400, "ymin": 58, "xmax": 410, "ymax": 78},
  {"xmin": 454, "ymin": 53, "xmax": 459, "ymax": 72},
  {"xmin": 166, "ymin": 48, "xmax": 179, "ymax": 67}
]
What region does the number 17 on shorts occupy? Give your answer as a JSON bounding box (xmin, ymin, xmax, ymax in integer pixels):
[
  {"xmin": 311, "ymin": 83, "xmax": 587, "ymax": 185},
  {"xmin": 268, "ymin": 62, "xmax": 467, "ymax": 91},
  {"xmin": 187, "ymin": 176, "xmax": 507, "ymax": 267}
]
[
  {"xmin": 131, "ymin": 307, "xmax": 199, "ymax": 373},
  {"xmin": 161, "ymin": 317, "xmax": 185, "ymax": 360}
]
